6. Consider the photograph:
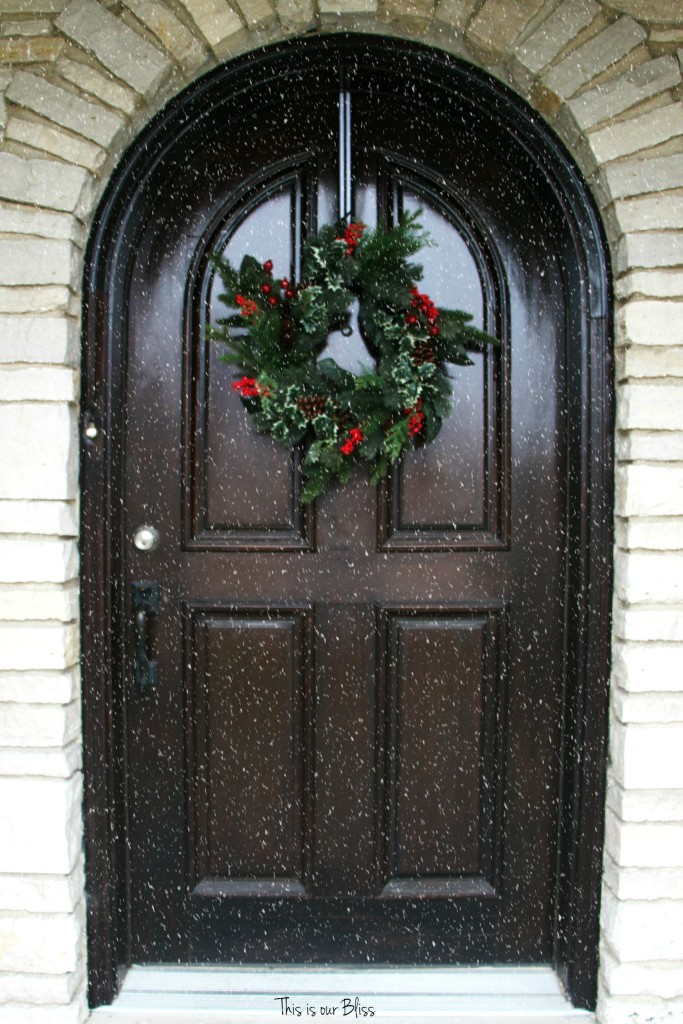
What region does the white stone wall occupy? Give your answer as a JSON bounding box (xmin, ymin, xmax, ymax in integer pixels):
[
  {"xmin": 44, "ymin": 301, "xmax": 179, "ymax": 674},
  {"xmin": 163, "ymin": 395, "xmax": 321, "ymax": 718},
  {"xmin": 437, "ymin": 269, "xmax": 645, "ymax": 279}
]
[{"xmin": 0, "ymin": 1, "xmax": 681, "ymax": 1022}]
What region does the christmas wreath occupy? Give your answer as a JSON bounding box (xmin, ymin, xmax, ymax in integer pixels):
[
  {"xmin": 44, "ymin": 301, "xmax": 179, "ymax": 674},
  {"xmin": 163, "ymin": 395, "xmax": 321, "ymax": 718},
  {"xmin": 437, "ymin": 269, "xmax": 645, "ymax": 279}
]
[{"xmin": 209, "ymin": 213, "xmax": 499, "ymax": 502}]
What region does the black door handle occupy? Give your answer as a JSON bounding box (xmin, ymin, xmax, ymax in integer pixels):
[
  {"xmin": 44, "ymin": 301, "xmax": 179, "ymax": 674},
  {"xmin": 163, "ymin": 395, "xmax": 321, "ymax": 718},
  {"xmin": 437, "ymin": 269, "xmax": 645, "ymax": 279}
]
[{"xmin": 132, "ymin": 582, "xmax": 160, "ymax": 691}]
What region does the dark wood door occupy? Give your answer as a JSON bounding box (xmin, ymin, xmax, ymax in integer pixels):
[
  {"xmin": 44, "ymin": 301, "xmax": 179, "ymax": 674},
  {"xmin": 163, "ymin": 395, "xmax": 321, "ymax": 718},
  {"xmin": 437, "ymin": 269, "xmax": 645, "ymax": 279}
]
[{"xmin": 122, "ymin": 56, "xmax": 568, "ymax": 965}]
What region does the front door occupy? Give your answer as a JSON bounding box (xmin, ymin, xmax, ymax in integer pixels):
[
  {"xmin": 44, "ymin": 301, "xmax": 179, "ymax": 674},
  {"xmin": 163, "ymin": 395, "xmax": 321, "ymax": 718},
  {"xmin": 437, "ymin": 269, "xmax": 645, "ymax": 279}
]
[{"xmin": 118, "ymin": 43, "xmax": 570, "ymax": 967}]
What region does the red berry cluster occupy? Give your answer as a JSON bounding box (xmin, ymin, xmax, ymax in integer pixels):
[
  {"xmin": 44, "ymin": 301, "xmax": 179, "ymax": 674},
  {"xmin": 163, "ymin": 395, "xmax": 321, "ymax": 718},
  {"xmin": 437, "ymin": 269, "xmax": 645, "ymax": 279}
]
[
  {"xmin": 232, "ymin": 376, "xmax": 270, "ymax": 399},
  {"xmin": 405, "ymin": 398, "xmax": 425, "ymax": 437},
  {"xmin": 340, "ymin": 426, "xmax": 364, "ymax": 456},
  {"xmin": 235, "ymin": 294, "xmax": 257, "ymax": 317},
  {"xmin": 337, "ymin": 221, "xmax": 365, "ymax": 256},
  {"xmin": 406, "ymin": 287, "xmax": 440, "ymax": 337}
]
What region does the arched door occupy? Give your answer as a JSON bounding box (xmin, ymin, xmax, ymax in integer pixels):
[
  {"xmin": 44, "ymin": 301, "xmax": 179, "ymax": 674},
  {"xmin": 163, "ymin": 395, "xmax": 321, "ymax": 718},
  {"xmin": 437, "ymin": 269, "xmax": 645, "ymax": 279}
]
[{"xmin": 82, "ymin": 36, "xmax": 612, "ymax": 1009}]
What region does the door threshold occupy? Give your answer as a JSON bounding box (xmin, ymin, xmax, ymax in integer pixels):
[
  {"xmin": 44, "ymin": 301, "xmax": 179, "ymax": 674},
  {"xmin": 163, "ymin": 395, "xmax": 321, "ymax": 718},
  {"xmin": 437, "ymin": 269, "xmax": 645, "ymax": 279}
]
[{"xmin": 90, "ymin": 965, "xmax": 595, "ymax": 1023}]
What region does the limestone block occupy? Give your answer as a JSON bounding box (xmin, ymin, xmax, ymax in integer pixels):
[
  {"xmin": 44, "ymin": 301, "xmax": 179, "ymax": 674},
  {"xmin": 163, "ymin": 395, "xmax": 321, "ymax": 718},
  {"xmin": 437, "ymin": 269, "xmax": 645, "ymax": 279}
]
[
  {"xmin": 56, "ymin": 0, "xmax": 172, "ymax": 95},
  {"xmin": 0, "ymin": 500, "xmax": 78, "ymax": 537},
  {"xmin": 174, "ymin": 0, "xmax": 242, "ymax": 51},
  {"xmin": 613, "ymin": 640, "xmax": 683, "ymax": 692},
  {"xmin": 614, "ymin": 723, "xmax": 683, "ymax": 789},
  {"xmin": 601, "ymin": 887, "xmax": 683, "ymax": 960},
  {"xmin": 616, "ymin": 516, "xmax": 683, "ymax": 550},
  {"xmin": 0, "ymin": 153, "xmax": 88, "ymax": 214},
  {"xmin": 600, "ymin": 944, "xmax": 683, "ymax": 997},
  {"xmin": 514, "ymin": 0, "xmax": 598, "ymax": 75},
  {"xmin": 0, "ymin": 773, "xmax": 82, "ymax": 873},
  {"xmin": 616, "ymin": 464, "xmax": 683, "ymax": 516},
  {"xmin": 604, "ymin": 854, "xmax": 683, "ymax": 902},
  {"xmin": 0, "ymin": 740, "xmax": 82, "ymax": 778},
  {"xmin": 616, "ymin": 430, "xmax": 683, "ymax": 461},
  {"xmin": 0, "ymin": 404, "xmax": 77, "ymax": 501},
  {"xmin": 0, "ymin": 582, "xmax": 79, "ymax": 622},
  {"xmin": 233, "ymin": 0, "xmax": 274, "ymax": 28},
  {"xmin": 567, "ymin": 55, "xmax": 681, "ymax": 131},
  {"xmin": 1, "ymin": 19, "xmax": 53, "ymax": 35},
  {"xmin": 0, "ymin": 968, "xmax": 83, "ymax": 1005},
  {"xmin": 0, "ymin": 286, "xmax": 72, "ymax": 315},
  {"xmin": 122, "ymin": 0, "xmax": 207, "ymax": 68},
  {"xmin": 0, "ymin": 1003, "xmax": 86, "ymax": 1024},
  {"xmin": 617, "ymin": 346, "xmax": 683, "ymax": 380},
  {"xmin": 0, "ymin": 622, "xmax": 79, "ymax": 670},
  {"xmin": 5, "ymin": 116, "xmax": 106, "ymax": 173},
  {"xmin": 58, "ymin": 58, "xmax": 137, "ymax": 116},
  {"xmin": 604, "ymin": 153, "xmax": 683, "ymax": 202},
  {"xmin": 590, "ymin": 104, "xmax": 683, "ymax": 166},
  {"xmin": 0, "ymin": 699, "xmax": 80, "ymax": 748},
  {"xmin": 0, "ymin": 538, "xmax": 77, "ymax": 584},
  {"xmin": 0, "ymin": 204, "xmax": 82, "ymax": 244},
  {"xmin": 319, "ymin": 0, "xmax": 375, "ymax": 11},
  {"xmin": 0, "ymin": 859, "xmax": 83, "ymax": 913},
  {"xmin": 6, "ymin": 71, "xmax": 125, "ymax": 148},
  {"xmin": 606, "ymin": 809, "xmax": 683, "ymax": 868},
  {"xmin": 0, "ymin": 365, "xmax": 77, "ymax": 402},
  {"xmin": 0, "ymin": 666, "xmax": 79, "ymax": 704},
  {"xmin": 276, "ymin": 0, "xmax": 315, "ymax": 30},
  {"xmin": 617, "ymin": 233, "xmax": 683, "ymax": 274},
  {"xmin": 618, "ymin": 383, "xmax": 683, "ymax": 431},
  {"xmin": 619, "ymin": 299, "xmax": 683, "ymax": 347},
  {"xmin": 615, "ymin": 606, "xmax": 683, "ymax": 643},
  {"xmin": 613, "ymin": 688, "xmax": 683, "ymax": 725},
  {"xmin": 606, "ymin": 0, "xmax": 683, "ymax": 23},
  {"xmin": 543, "ymin": 17, "xmax": 645, "ymax": 101},
  {"xmin": 0, "ymin": 239, "xmax": 78, "ymax": 288},
  {"xmin": 617, "ymin": 269, "xmax": 683, "ymax": 300},
  {"xmin": 0, "ymin": 906, "xmax": 83, "ymax": 973},
  {"xmin": 0, "ymin": 316, "xmax": 78, "ymax": 366},
  {"xmin": 608, "ymin": 779, "xmax": 683, "ymax": 821},
  {"xmin": 466, "ymin": 0, "xmax": 545, "ymax": 55},
  {"xmin": 616, "ymin": 551, "xmax": 683, "ymax": 604},
  {"xmin": 0, "ymin": 36, "xmax": 64, "ymax": 62},
  {"xmin": 433, "ymin": 0, "xmax": 478, "ymax": 30},
  {"xmin": 0, "ymin": 0, "xmax": 66, "ymax": 9},
  {"xmin": 614, "ymin": 194, "xmax": 683, "ymax": 234}
]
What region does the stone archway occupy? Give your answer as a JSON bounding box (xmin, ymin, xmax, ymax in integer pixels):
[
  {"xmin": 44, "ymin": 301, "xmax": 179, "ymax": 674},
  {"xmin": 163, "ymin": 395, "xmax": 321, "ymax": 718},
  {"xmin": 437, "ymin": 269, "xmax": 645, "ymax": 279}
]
[{"xmin": 0, "ymin": 3, "xmax": 682, "ymax": 1024}]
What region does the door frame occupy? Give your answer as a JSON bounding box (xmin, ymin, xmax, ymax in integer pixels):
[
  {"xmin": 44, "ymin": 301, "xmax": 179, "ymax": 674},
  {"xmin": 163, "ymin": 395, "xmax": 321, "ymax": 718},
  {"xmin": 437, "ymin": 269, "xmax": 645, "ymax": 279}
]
[{"xmin": 80, "ymin": 33, "xmax": 613, "ymax": 1011}]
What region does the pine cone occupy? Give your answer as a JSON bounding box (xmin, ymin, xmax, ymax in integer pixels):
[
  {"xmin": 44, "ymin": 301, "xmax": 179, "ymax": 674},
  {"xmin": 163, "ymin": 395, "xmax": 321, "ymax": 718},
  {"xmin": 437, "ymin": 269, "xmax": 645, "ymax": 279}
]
[
  {"xmin": 296, "ymin": 395, "xmax": 329, "ymax": 420},
  {"xmin": 412, "ymin": 341, "xmax": 437, "ymax": 366}
]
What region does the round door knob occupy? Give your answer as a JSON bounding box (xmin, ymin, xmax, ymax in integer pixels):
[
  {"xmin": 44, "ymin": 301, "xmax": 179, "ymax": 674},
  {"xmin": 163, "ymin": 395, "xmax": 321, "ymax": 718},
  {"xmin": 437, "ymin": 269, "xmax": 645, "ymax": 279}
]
[{"xmin": 133, "ymin": 525, "xmax": 160, "ymax": 552}]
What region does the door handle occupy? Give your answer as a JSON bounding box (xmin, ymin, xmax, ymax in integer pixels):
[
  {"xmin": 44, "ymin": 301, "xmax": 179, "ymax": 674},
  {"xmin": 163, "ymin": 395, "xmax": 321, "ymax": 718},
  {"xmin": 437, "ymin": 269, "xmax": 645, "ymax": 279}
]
[{"xmin": 132, "ymin": 582, "xmax": 161, "ymax": 691}]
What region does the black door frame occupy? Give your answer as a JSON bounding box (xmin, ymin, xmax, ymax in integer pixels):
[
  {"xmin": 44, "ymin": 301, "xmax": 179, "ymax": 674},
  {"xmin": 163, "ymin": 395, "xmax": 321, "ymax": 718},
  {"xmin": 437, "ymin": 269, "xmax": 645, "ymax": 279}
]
[{"xmin": 80, "ymin": 33, "xmax": 613, "ymax": 1010}]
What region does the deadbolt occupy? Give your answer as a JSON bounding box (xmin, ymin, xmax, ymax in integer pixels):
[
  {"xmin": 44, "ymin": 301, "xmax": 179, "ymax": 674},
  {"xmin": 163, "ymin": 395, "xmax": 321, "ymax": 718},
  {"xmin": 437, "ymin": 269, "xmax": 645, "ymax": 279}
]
[{"xmin": 133, "ymin": 525, "xmax": 160, "ymax": 552}]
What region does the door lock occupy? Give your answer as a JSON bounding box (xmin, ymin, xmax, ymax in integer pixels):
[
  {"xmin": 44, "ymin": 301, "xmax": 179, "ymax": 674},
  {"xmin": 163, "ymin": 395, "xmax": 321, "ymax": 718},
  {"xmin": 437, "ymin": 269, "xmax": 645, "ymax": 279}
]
[{"xmin": 133, "ymin": 525, "xmax": 160, "ymax": 552}]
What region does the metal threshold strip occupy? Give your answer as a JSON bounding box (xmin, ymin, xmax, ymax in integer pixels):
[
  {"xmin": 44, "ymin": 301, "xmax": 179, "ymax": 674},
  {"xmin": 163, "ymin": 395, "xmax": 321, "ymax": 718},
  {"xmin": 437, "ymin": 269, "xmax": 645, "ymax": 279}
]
[{"xmin": 90, "ymin": 965, "xmax": 595, "ymax": 1023}]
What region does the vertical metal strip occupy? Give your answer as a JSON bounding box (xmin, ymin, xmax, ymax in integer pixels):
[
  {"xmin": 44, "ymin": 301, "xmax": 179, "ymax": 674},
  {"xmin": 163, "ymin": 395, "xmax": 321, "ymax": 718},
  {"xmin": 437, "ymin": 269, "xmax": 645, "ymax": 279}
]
[{"xmin": 339, "ymin": 79, "xmax": 352, "ymax": 222}]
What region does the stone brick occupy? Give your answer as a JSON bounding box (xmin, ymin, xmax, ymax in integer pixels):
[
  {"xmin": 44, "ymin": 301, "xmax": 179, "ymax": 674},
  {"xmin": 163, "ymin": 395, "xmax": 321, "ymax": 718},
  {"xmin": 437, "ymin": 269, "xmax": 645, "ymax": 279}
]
[
  {"xmin": 275, "ymin": 0, "xmax": 315, "ymax": 29},
  {"xmin": 601, "ymin": 944, "xmax": 683, "ymax": 997},
  {"xmin": 6, "ymin": 71, "xmax": 125, "ymax": 147},
  {"xmin": 0, "ymin": 622, "xmax": 79, "ymax": 670},
  {"xmin": 566, "ymin": 55, "xmax": 681, "ymax": 131},
  {"xmin": 616, "ymin": 517, "xmax": 683, "ymax": 550},
  {"xmin": 589, "ymin": 104, "xmax": 683, "ymax": 165},
  {"xmin": 613, "ymin": 689, "xmax": 683, "ymax": 725},
  {"xmin": 232, "ymin": 0, "xmax": 274, "ymax": 28},
  {"xmin": 172, "ymin": 0, "xmax": 242, "ymax": 51},
  {"xmin": 607, "ymin": 0, "xmax": 683, "ymax": 23},
  {"xmin": 617, "ymin": 232, "xmax": 683, "ymax": 274},
  {"xmin": 0, "ymin": 0, "xmax": 66, "ymax": 9},
  {"xmin": 319, "ymin": 0, "xmax": 375, "ymax": 10},
  {"xmin": 514, "ymin": 0, "xmax": 599, "ymax": 75},
  {"xmin": 0, "ymin": 666, "xmax": 78, "ymax": 704},
  {"xmin": 0, "ymin": 906, "xmax": 83, "ymax": 973},
  {"xmin": 615, "ymin": 606, "xmax": 683, "ymax": 643},
  {"xmin": 616, "ymin": 269, "xmax": 683, "ymax": 300},
  {"xmin": 1, "ymin": 18, "xmax": 53, "ymax": 35},
  {"xmin": 0, "ymin": 36, "xmax": 64, "ymax": 62},
  {"xmin": 613, "ymin": 640, "xmax": 683, "ymax": 692},
  {"xmin": 619, "ymin": 300, "xmax": 683, "ymax": 347},
  {"xmin": 606, "ymin": 811, "xmax": 683, "ymax": 868},
  {"xmin": 617, "ymin": 346, "xmax": 683, "ymax": 380},
  {"xmin": 0, "ymin": 698, "xmax": 80, "ymax": 749},
  {"xmin": 0, "ymin": 203, "xmax": 82, "ymax": 245},
  {"xmin": 0, "ymin": 582, "xmax": 78, "ymax": 622},
  {"xmin": 466, "ymin": 0, "xmax": 544, "ymax": 55},
  {"xmin": 433, "ymin": 0, "xmax": 477, "ymax": 29},
  {"xmin": 543, "ymin": 16, "xmax": 646, "ymax": 101},
  {"xmin": 0, "ymin": 238, "xmax": 78, "ymax": 288},
  {"xmin": 0, "ymin": 286, "xmax": 72, "ymax": 315},
  {"xmin": 0, "ymin": 365, "xmax": 78, "ymax": 401},
  {"xmin": 604, "ymin": 854, "xmax": 683, "ymax": 901},
  {"xmin": 0, "ymin": 500, "xmax": 78, "ymax": 537},
  {"xmin": 5, "ymin": 116, "xmax": 106, "ymax": 173},
  {"xmin": 0, "ymin": 316, "xmax": 78, "ymax": 366},
  {"xmin": 0, "ymin": 153, "xmax": 88, "ymax": 214},
  {"xmin": 608, "ymin": 779, "xmax": 683, "ymax": 821},
  {"xmin": 603, "ymin": 152, "xmax": 683, "ymax": 202},
  {"xmin": 601, "ymin": 887, "xmax": 683, "ymax": 960},
  {"xmin": 0, "ymin": 739, "xmax": 82, "ymax": 778},
  {"xmin": 0, "ymin": 1003, "xmax": 86, "ymax": 1024},
  {"xmin": 0, "ymin": 967, "xmax": 83, "ymax": 1004},
  {"xmin": 56, "ymin": 0, "xmax": 172, "ymax": 95},
  {"xmin": 617, "ymin": 430, "xmax": 683, "ymax": 462},
  {"xmin": 0, "ymin": 773, "xmax": 82, "ymax": 873},
  {"xmin": 58, "ymin": 58, "xmax": 137, "ymax": 116},
  {"xmin": 614, "ymin": 193, "xmax": 683, "ymax": 234},
  {"xmin": 618, "ymin": 383, "xmax": 683, "ymax": 431},
  {"xmin": 616, "ymin": 465, "xmax": 683, "ymax": 516},
  {"xmin": 0, "ymin": 539, "xmax": 77, "ymax": 584},
  {"xmin": 122, "ymin": 0, "xmax": 207, "ymax": 68},
  {"xmin": 0, "ymin": 404, "xmax": 77, "ymax": 501},
  {"xmin": 616, "ymin": 551, "xmax": 683, "ymax": 603}
]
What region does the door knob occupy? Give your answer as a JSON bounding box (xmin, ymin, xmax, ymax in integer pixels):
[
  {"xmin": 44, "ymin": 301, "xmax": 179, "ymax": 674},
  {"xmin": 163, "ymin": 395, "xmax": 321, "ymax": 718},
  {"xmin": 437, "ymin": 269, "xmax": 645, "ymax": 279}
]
[
  {"xmin": 132, "ymin": 582, "xmax": 160, "ymax": 691},
  {"xmin": 133, "ymin": 525, "xmax": 160, "ymax": 551}
]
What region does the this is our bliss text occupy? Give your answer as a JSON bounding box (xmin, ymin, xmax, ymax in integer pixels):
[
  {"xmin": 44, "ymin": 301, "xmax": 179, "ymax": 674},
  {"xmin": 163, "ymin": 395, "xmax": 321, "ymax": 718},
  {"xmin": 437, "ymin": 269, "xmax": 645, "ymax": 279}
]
[{"xmin": 275, "ymin": 995, "xmax": 375, "ymax": 1017}]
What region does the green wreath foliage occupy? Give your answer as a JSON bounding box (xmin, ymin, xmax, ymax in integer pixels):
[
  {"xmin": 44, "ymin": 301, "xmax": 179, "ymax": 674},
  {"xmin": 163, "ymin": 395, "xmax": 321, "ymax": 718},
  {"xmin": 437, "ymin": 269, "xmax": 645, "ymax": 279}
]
[{"xmin": 209, "ymin": 212, "xmax": 499, "ymax": 503}]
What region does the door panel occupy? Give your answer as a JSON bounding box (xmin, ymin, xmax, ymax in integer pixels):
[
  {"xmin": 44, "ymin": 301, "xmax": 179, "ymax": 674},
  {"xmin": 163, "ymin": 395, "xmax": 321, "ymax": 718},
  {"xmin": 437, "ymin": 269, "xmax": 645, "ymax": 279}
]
[{"xmin": 122, "ymin": 55, "xmax": 567, "ymax": 966}]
